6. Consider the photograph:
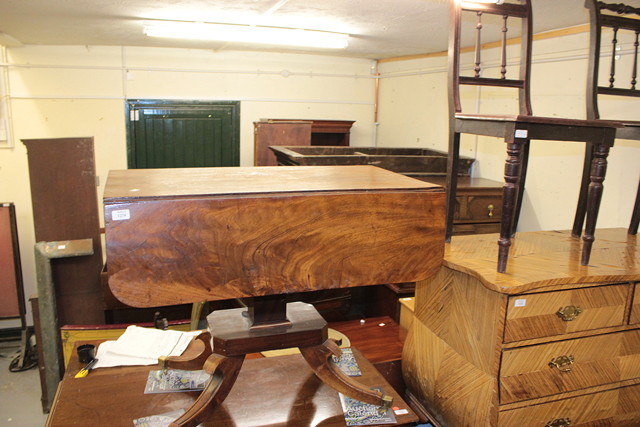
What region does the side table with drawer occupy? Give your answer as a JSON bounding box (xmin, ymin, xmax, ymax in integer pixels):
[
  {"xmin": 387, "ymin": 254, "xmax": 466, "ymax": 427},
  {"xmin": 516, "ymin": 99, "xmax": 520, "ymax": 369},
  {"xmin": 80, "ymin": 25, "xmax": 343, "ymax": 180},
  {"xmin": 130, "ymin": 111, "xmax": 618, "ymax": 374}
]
[
  {"xmin": 419, "ymin": 177, "xmax": 503, "ymax": 236},
  {"xmin": 403, "ymin": 229, "xmax": 640, "ymax": 426}
]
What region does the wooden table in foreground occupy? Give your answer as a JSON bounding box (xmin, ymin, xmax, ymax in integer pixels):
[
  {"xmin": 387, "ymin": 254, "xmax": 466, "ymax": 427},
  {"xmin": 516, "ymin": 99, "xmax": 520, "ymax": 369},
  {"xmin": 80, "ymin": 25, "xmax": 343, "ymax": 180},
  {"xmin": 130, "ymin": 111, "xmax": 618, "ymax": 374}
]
[
  {"xmin": 46, "ymin": 343, "xmax": 417, "ymax": 427},
  {"xmin": 403, "ymin": 229, "xmax": 640, "ymax": 426},
  {"xmin": 103, "ymin": 165, "xmax": 444, "ymax": 306},
  {"xmin": 102, "ymin": 165, "xmax": 444, "ymax": 425}
]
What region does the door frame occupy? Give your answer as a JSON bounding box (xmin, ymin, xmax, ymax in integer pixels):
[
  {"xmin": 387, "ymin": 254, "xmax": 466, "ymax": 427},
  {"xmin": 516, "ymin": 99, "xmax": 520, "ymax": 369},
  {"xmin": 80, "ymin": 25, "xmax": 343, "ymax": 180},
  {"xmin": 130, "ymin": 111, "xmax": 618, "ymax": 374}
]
[{"xmin": 125, "ymin": 99, "xmax": 241, "ymax": 169}]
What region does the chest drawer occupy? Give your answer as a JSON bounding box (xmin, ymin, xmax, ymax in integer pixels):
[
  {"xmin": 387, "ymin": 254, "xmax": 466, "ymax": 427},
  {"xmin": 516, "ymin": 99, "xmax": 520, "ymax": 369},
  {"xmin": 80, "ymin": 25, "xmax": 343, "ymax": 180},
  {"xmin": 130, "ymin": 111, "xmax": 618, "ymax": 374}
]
[
  {"xmin": 500, "ymin": 330, "xmax": 640, "ymax": 403},
  {"xmin": 631, "ymin": 283, "xmax": 640, "ymax": 325},
  {"xmin": 452, "ymin": 222, "xmax": 501, "ymax": 236},
  {"xmin": 454, "ymin": 194, "xmax": 502, "ymax": 222},
  {"xmin": 504, "ymin": 285, "xmax": 629, "ymax": 343},
  {"xmin": 466, "ymin": 194, "xmax": 501, "ymax": 221},
  {"xmin": 498, "ymin": 382, "xmax": 640, "ymax": 426}
]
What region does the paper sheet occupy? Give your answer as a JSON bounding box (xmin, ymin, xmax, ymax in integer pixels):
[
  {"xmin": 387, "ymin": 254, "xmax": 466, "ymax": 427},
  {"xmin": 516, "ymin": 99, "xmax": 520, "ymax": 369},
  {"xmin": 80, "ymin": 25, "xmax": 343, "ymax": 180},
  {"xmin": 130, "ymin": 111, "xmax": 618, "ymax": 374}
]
[{"xmin": 93, "ymin": 326, "xmax": 201, "ymax": 369}]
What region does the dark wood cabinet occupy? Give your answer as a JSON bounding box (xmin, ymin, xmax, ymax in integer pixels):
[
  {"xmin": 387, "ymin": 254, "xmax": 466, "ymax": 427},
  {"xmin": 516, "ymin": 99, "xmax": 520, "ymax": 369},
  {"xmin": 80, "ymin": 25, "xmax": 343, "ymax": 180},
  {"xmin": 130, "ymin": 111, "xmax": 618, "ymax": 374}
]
[
  {"xmin": 254, "ymin": 119, "xmax": 354, "ymax": 166},
  {"xmin": 422, "ymin": 176, "xmax": 503, "ymax": 236},
  {"xmin": 365, "ymin": 283, "xmax": 416, "ymax": 322}
]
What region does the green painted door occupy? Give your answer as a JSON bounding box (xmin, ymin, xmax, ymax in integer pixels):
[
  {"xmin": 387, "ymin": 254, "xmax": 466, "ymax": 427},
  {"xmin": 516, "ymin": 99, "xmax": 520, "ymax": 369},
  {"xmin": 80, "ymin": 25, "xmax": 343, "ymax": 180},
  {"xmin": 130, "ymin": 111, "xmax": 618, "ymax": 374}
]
[{"xmin": 126, "ymin": 100, "xmax": 240, "ymax": 169}]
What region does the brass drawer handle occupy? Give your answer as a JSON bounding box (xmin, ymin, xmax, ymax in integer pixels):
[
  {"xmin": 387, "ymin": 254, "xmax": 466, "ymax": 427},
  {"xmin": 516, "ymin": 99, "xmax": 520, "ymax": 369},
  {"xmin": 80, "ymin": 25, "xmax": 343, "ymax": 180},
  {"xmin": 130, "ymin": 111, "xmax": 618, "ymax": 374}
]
[
  {"xmin": 556, "ymin": 305, "xmax": 582, "ymax": 321},
  {"xmin": 549, "ymin": 355, "xmax": 574, "ymax": 372},
  {"xmin": 487, "ymin": 204, "xmax": 494, "ymax": 218},
  {"xmin": 545, "ymin": 418, "xmax": 571, "ymax": 427}
]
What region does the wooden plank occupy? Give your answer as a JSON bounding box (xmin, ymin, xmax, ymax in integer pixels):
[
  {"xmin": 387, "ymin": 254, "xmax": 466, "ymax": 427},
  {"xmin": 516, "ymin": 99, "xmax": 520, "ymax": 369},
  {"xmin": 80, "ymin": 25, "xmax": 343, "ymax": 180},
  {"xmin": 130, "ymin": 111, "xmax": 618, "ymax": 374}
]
[
  {"xmin": 0, "ymin": 204, "xmax": 20, "ymax": 318},
  {"xmin": 23, "ymin": 137, "xmax": 104, "ymax": 325},
  {"xmin": 254, "ymin": 121, "xmax": 312, "ymax": 166},
  {"xmin": 104, "ymin": 166, "xmax": 445, "ymax": 307}
]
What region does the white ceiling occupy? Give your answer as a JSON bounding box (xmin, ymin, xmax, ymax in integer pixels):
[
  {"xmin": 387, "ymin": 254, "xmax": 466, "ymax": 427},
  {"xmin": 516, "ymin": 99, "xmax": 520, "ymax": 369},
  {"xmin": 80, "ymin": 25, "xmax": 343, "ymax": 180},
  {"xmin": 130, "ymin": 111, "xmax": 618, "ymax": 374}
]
[{"xmin": 0, "ymin": 0, "xmax": 632, "ymax": 60}]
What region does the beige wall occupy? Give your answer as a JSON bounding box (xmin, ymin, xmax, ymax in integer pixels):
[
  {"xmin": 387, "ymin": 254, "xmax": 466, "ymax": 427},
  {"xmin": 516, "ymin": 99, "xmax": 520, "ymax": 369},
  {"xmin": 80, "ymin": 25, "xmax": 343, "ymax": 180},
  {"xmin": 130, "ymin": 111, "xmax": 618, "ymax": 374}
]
[
  {"xmin": 0, "ymin": 45, "xmax": 375, "ymax": 325},
  {"xmin": 377, "ymin": 30, "xmax": 640, "ymax": 233}
]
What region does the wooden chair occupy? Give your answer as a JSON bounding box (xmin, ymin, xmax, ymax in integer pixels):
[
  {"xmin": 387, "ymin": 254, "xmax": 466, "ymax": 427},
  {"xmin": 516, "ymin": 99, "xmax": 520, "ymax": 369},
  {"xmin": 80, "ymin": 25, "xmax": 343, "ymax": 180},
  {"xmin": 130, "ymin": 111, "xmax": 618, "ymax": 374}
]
[
  {"xmin": 574, "ymin": 0, "xmax": 640, "ymax": 236},
  {"xmin": 445, "ymin": 0, "xmax": 623, "ymax": 273}
]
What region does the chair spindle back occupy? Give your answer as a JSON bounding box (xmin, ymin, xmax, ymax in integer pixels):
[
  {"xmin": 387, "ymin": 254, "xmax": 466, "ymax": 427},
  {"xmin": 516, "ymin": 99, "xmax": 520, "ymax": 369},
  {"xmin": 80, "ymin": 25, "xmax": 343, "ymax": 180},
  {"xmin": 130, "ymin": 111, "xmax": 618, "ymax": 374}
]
[
  {"xmin": 586, "ymin": 0, "xmax": 640, "ymax": 120},
  {"xmin": 449, "ymin": 0, "xmax": 533, "ymax": 117}
]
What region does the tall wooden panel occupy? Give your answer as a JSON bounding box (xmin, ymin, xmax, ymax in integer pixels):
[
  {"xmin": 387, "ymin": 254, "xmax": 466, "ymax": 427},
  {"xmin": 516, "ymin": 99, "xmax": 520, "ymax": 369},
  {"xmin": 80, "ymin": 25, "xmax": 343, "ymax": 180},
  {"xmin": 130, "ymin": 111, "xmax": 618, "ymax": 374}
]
[
  {"xmin": 23, "ymin": 137, "xmax": 104, "ymax": 325},
  {"xmin": 253, "ymin": 121, "xmax": 312, "ymax": 166},
  {"xmin": 0, "ymin": 203, "xmax": 21, "ymax": 318}
]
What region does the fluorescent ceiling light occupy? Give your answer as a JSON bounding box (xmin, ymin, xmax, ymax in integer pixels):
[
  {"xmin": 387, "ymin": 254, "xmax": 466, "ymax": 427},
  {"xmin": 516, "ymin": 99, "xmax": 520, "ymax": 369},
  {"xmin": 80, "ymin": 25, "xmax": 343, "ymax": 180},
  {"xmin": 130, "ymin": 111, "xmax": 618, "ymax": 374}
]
[
  {"xmin": 459, "ymin": 0, "xmax": 504, "ymax": 3},
  {"xmin": 143, "ymin": 21, "xmax": 349, "ymax": 49}
]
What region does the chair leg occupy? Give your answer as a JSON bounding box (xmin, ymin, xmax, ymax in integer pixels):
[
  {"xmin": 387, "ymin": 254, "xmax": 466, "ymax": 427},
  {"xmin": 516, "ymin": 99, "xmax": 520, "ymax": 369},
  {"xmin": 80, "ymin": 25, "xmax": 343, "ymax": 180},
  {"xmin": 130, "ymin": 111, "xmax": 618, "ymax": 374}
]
[
  {"xmin": 581, "ymin": 143, "xmax": 610, "ymax": 265},
  {"xmin": 512, "ymin": 140, "xmax": 530, "ymax": 236},
  {"xmin": 445, "ymin": 131, "xmax": 461, "ymax": 242},
  {"xmin": 573, "ymin": 143, "xmax": 594, "ymax": 237},
  {"xmin": 629, "ymin": 178, "xmax": 640, "ymax": 235},
  {"xmin": 498, "ymin": 142, "xmax": 524, "ymax": 273}
]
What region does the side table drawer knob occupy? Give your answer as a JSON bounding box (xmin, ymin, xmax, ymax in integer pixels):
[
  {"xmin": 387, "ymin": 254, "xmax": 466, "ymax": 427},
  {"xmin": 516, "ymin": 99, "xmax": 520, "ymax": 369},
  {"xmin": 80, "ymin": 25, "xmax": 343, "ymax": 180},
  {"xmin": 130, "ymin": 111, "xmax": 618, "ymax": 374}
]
[
  {"xmin": 545, "ymin": 418, "xmax": 571, "ymax": 427},
  {"xmin": 487, "ymin": 204, "xmax": 494, "ymax": 218},
  {"xmin": 549, "ymin": 355, "xmax": 575, "ymax": 372},
  {"xmin": 556, "ymin": 305, "xmax": 583, "ymax": 321}
]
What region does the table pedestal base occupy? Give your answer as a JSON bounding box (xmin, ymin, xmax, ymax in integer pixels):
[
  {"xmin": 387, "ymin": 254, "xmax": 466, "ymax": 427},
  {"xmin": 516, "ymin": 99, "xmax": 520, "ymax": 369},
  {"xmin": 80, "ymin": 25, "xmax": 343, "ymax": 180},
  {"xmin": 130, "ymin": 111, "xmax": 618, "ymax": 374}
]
[{"xmin": 163, "ymin": 299, "xmax": 393, "ymax": 427}]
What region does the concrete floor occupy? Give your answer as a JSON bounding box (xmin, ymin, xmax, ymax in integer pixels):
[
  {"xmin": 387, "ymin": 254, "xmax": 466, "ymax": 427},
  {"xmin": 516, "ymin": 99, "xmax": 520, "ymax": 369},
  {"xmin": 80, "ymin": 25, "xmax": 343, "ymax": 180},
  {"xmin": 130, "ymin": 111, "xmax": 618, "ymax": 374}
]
[{"xmin": 0, "ymin": 340, "xmax": 48, "ymax": 427}]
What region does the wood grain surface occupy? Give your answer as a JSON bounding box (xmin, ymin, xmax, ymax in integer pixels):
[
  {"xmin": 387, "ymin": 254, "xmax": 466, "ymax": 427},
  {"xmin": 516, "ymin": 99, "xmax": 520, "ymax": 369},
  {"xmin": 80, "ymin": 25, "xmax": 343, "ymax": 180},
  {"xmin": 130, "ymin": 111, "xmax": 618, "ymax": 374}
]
[
  {"xmin": 208, "ymin": 302, "xmax": 327, "ymax": 356},
  {"xmin": 403, "ymin": 268, "xmax": 504, "ymax": 427},
  {"xmin": 253, "ymin": 121, "xmax": 312, "ymax": 166},
  {"xmin": 632, "ymin": 283, "xmax": 640, "ymax": 325},
  {"xmin": 330, "ymin": 316, "xmax": 405, "ymax": 365},
  {"xmin": 104, "ymin": 166, "xmax": 445, "ymax": 307},
  {"xmin": 405, "ymin": 319, "xmax": 500, "ymax": 427},
  {"xmin": 46, "ymin": 343, "xmax": 418, "ymax": 427},
  {"xmin": 104, "ymin": 165, "xmax": 442, "ymax": 200},
  {"xmin": 23, "ymin": 137, "xmax": 104, "ymax": 324},
  {"xmin": 403, "ymin": 228, "xmax": 640, "ymax": 426},
  {"xmin": 443, "ymin": 229, "xmax": 640, "ymax": 294},
  {"xmin": 500, "ymin": 330, "xmax": 640, "ymax": 403},
  {"xmin": 503, "ymin": 284, "xmax": 629, "ymax": 342},
  {"xmin": 498, "ymin": 383, "xmax": 640, "ymax": 426},
  {"xmin": 0, "ymin": 205, "xmax": 20, "ymax": 318}
]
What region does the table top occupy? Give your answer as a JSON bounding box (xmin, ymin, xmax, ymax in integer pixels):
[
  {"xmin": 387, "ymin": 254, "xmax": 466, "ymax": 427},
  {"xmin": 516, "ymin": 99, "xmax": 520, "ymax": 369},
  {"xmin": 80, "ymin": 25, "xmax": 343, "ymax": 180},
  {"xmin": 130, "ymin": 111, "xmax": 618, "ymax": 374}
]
[
  {"xmin": 444, "ymin": 228, "xmax": 640, "ymax": 294},
  {"xmin": 46, "ymin": 342, "xmax": 417, "ymax": 427},
  {"xmin": 104, "ymin": 165, "xmax": 442, "ymax": 202},
  {"xmin": 103, "ymin": 165, "xmax": 446, "ymax": 307}
]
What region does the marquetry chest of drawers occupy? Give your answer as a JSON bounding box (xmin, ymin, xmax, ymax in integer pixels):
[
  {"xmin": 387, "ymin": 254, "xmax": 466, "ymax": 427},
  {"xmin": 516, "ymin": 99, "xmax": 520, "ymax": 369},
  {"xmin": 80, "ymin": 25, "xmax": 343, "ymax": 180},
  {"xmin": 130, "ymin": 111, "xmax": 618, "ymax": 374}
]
[{"xmin": 404, "ymin": 229, "xmax": 640, "ymax": 427}]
